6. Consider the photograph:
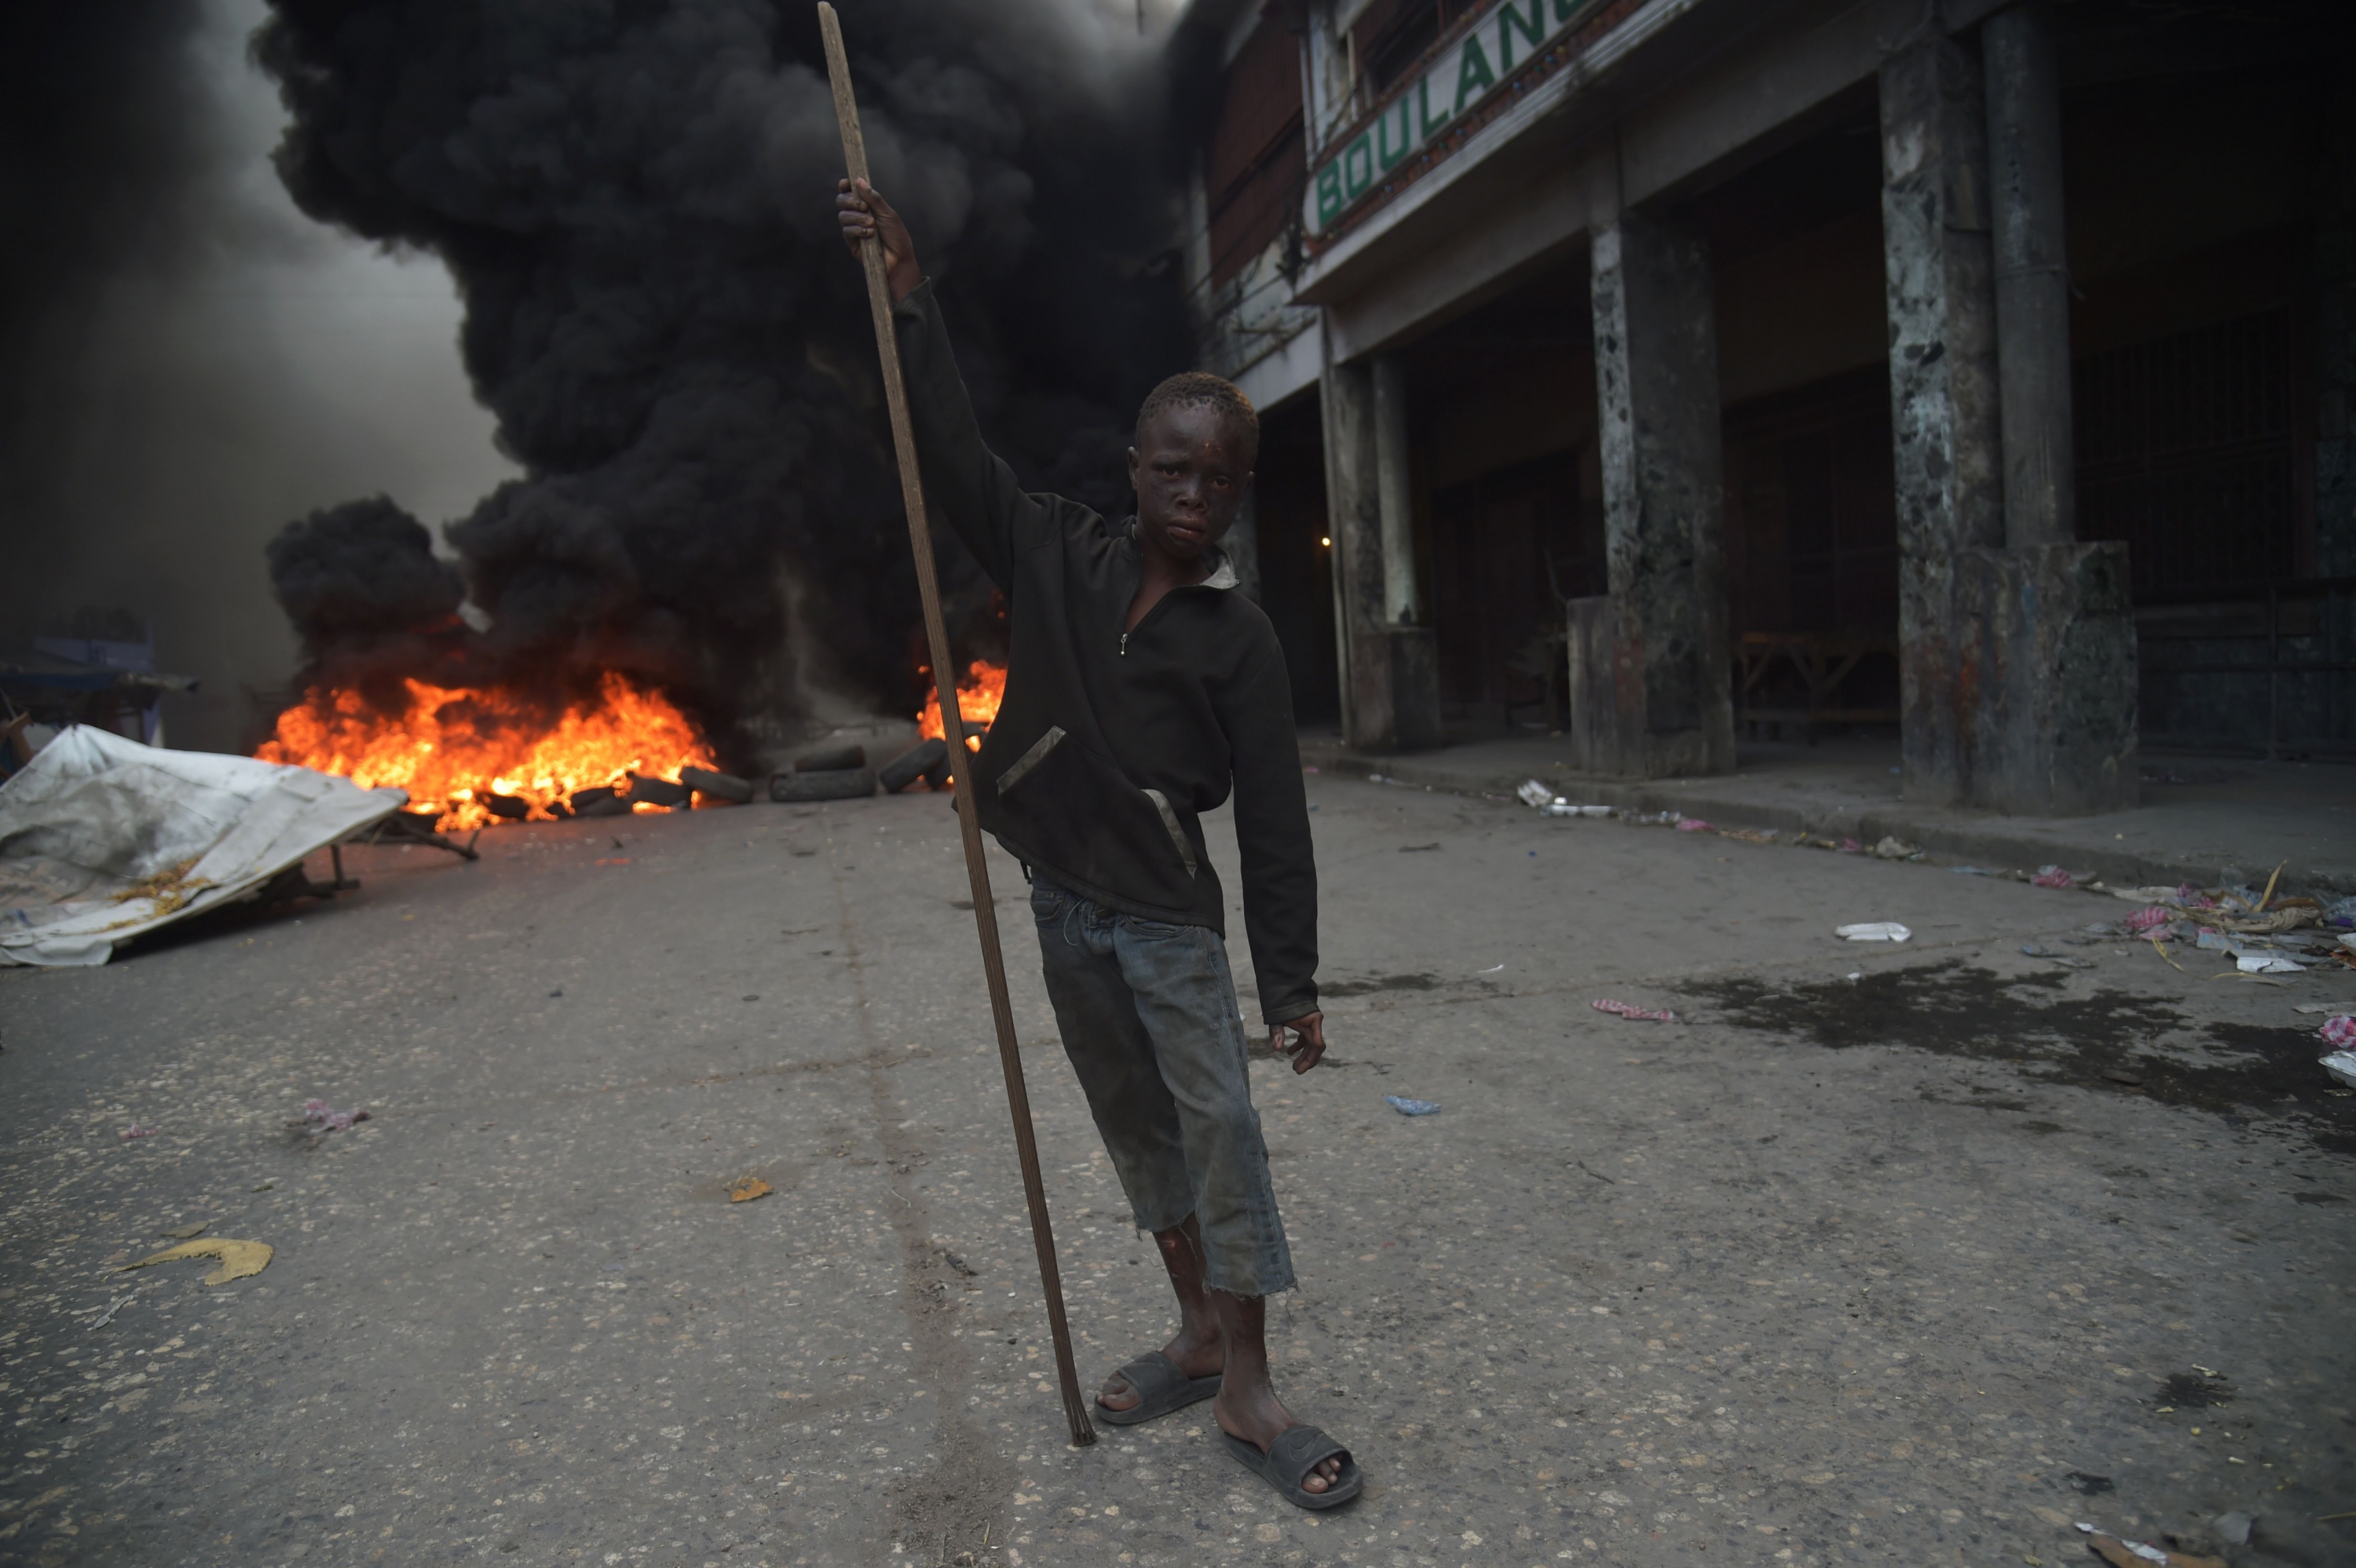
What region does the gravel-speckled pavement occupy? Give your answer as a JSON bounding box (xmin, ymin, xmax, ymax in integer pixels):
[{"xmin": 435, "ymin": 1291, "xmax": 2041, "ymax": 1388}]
[{"xmin": 3, "ymin": 772, "xmax": 2351, "ymax": 1568}]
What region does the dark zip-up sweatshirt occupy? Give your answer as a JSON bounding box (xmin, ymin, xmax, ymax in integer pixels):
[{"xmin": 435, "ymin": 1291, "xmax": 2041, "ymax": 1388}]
[{"xmin": 893, "ymin": 279, "xmax": 1319, "ymax": 1026}]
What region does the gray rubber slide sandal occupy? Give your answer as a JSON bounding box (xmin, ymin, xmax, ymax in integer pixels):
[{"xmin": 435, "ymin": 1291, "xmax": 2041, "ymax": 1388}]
[
  {"xmin": 1093, "ymin": 1351, "xmax": 1223, "ymax": 1427},
  {"xmin": 1219, "ymin": 1424, "xmax": 1363, "ymax": 1509}
]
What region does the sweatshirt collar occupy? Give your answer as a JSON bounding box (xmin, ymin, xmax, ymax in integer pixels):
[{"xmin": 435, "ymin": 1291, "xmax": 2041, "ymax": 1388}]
[{"xmin": 1121, "ymin": 518, "xmax": 1238, "ymax": 591}]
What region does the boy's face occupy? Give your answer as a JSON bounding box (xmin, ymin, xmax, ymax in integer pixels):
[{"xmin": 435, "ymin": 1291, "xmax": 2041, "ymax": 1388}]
[{"xmin": 1128, "ymin": 404, "xmax": 1255, "ymax": 566}]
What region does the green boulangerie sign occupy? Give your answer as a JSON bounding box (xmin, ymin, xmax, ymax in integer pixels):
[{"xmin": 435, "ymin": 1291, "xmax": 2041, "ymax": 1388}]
[{"xmin": 1307, "ymin": 0, "xmax": 1605, "ymax": 236}]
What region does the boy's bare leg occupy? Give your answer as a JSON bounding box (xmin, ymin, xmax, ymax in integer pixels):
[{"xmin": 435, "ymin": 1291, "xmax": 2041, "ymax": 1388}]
[
  {"xmin": 1097, "ymin": 1215, "xmax": 1224, "ymax": 1411},
  {"xmin": 1211, "ymin": 1290, "xmax": 1347, "ymax": 1493}
]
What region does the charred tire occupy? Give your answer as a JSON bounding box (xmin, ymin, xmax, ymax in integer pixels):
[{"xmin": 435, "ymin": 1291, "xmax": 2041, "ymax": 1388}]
[
  {"xmin": 879, "ymin": 739, "xmax": 949, "ymax": 793},
  {"xmin": 680, "ymin": 766, "xmax": 753, "ymax": 803},
  {"xmin": 793, "ymin": 744, "xmax": 868, "ymax": 773}
]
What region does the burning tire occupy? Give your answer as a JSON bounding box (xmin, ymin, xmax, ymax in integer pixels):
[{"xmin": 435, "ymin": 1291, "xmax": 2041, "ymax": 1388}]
[
  {"xmin": 570, "ymin": 786, "xmax": 631, "ymax": 818},
  {"xmin": 624, "ymin": 773, "xmax": 690, "ymax": 807},
  {"xmin": 879, "ymin": 738, "xmax": 948, "ymax": 793},
  {"xmin": 770, "ymin": 766, "xmax": 876, "ymax": 802}
]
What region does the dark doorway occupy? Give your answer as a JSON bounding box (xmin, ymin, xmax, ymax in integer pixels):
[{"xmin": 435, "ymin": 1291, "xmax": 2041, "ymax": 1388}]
[
  {"xmin": 1429, "ymin": 450, "xmax": 1583, "ymax": 718},
  {"xmin": 1249, "ymin": 392, "xmax": 1338, "ymax": 725},
  {"xmin": 1721, "ymin": 365, "xmax": 1899, "ymax": 639}
]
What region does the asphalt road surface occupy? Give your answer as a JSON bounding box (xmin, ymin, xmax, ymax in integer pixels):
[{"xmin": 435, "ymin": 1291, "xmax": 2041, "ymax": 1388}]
[{"xmin": 3, "ymin": 770, "xmax": 2351, "ymax": 1568}]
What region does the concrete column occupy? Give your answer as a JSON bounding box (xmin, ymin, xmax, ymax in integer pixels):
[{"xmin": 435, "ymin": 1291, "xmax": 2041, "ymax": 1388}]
[
  {"xmin": 1984, "ymin": 3, "xmax": 2076, "ymax": 546},
  {"xmin": 1879, "ymin": 30, "xmax": 2003, "ymax": 806},
  {"xmin": 1371, "ymin": 356, "xmax": 1420, "ymax": 623},
  {"xmin": 1319, "ymin": 352, "xmax": 1391, "ymax": 749},
  {"xmin": 1319, "ymin": 344, "xmax": 1442, "ymax": 752},
  {"xmin": 1571, "ymin": 210, "xmax": 1732, "ymax": 777}
]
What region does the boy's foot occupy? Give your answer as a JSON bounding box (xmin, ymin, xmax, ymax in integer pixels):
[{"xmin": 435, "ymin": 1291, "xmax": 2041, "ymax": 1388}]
[
  {"xmin": 1214, "ymin": 1380, "xmax": 1348, "ymax": 1495},
  {"xmin": 1098, "ymin": 1327, "xmax": 1221, "ymax": 1413}
]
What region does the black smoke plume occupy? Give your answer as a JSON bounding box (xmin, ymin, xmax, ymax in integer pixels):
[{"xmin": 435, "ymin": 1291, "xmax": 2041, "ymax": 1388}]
[{"xmin": 254, "ymin": 0, "xmax": 1190, "ymax": 760}]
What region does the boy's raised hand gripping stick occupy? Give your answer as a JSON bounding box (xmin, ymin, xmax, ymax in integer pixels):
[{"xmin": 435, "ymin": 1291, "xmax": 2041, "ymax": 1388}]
[{"xmin": 818, "ymin": 2, "xmax": 1096, "ymax": 1449}]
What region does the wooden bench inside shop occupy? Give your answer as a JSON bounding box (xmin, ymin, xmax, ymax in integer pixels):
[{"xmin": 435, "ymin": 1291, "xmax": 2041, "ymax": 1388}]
[{"xmin": 1736, "ymin": 630, "xmax": 1901, "ymax": 741}]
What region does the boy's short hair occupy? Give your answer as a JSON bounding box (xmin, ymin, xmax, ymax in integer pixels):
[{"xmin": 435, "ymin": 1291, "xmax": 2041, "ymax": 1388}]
[{"xmin": 1135, "ymin": 371, "xmax": 1258, "ymax": 463}]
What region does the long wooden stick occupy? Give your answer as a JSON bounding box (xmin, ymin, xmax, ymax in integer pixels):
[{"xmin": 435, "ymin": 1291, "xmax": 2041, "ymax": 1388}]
[{"xmin": 817, "ymin": 2, "xmax": 1095, "ymax": 1449}]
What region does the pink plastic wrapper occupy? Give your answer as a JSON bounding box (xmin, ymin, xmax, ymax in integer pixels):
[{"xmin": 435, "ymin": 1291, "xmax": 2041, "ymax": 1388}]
[
  {"xmin": 2124, "ymin": 905, "xmax": 2171, "ymax": 934},
  {"xmin": 121, "ymin": 1124, "xmax": 157, "ymax": 1140},
  {"xmin": 301, "ymin": 1098, "xmax": 371, "ymax": 1134},
  {"xmin": 1675, "ymin": 817, "xmax": 1712, "ymax": 832},
  {"xmin": 1593, "ymin": 998, "xmax": 1676, "ymax": 1022},
  {"xmin": 2031, "ymin": 866, "xmax": 2078, "ymax": 889},
  {"xmin": 2321, "ymin": 1015, "xmax": 2356, "ymax": 1049}
]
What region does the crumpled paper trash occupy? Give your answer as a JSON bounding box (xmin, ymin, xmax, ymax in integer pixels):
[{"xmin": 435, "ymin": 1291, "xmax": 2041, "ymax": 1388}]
[{"xmin": 1835, "ymin": 922, "xmax": 1911, "ymax": 942}]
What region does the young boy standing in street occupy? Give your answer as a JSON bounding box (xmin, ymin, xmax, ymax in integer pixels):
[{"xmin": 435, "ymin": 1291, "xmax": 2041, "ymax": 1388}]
[{"xmin": 840, "ymin": 178, "xmax": 1359, "ymax": 1508}]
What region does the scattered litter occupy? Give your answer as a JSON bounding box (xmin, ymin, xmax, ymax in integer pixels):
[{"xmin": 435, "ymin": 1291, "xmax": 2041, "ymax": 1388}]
[
  {"xmin": 2021, "ymin": 943, "xmax": 2097, "ymax": 970},
  {"xmin": 1385, "ymin": 1095, "xmax": 1441, "ymax": 1117},
  {"xmin": 87, "ymin": 1295, "xmax": 134, "ymax": 1331},
  {"xmin": 2317, "ymin": 1051, "xmax": 2356, "ymax": 1091},
  {"xmin": 294, "ymin": 1098, "xmax": 371, "ymax": 1135},
  {"xmin": 2031, "ymin": 865, "xmax": 2083, "ymax": 889},
  {"xmin": 728, "ymin": 1176, "xmax": 773, "ymax": 1203},
  {"xmin": 2124, "ymin": 905, "xmax": 2172, "ymax": 934},
  {"xmin": 1476, "ymin": 963, "xmax": 1505, "ymax": 974},
  {"xmin": 2237, "ymin": 951, "xmax": 2303, "ymax": 974},
  {"xmin": 1869, "ymin": 836, "xmax": 1921, "ymax": 861},
  {"xmin": 160, "ymin": 1222, "xmax": 208, "ymax": 1240},
  {"xmin": 2211, "ymin": 1512, "xmax": 2255, "ymax": 1548},
  {"xmin": 118, "ymin": 1237, "xmax": 273, "ymax": 1287},
  {"xmin": 2325, "ymin": 893, "xmax": 2356, "ymax": 927},
  {"xmin": 1846, "ymin": 971, "xmax": 1861, "ymax": 981},
  {"xmin": 2073, "ymin": 1522, "xmax": 2224, "ymax": 1568},
  {"xmin": 1674, "ymin": 817, "xmax": 1713, "ymax": 832},
  {"xmin": 2318, "ymin": 1014, "xmax": 2356, "ymax": 1049},
  {"xmin": 1515, "ymin": 779, "xmax": 1555, "ymax": 808},
  {"xmin": 1835, "ymin": 923, "xmax": 1911, "ymax": 942},
  {"xmin": 1949, "ymin": 865, "xmax": 1999, "ymax": 876},
  {"xmin": 121, "ymin": 1124, "xmax": 156, "ymax": 1139},
  {"xmin": 1592, "ymin": 998, "xmax": 1675, "ymax": 1022},
  {"xmin": 1838, "ymin": 837, "xmax": 1864, "ymax": 853},
  {"xmin": 1718, "ymin": 826, "xmax": 1779, "ymax": 843}
]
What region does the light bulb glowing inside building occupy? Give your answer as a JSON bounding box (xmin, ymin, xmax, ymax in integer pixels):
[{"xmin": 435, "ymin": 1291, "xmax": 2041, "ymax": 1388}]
[{"xmin": 1319, "ymin": 535, "xmax": 1330, "ymax": 547}]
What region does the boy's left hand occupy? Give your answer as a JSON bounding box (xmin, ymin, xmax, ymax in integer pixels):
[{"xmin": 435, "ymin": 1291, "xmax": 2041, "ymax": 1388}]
[{"xmin": 1271, "ymin": 1012, "xmax": 1328, "ymax": 1073}]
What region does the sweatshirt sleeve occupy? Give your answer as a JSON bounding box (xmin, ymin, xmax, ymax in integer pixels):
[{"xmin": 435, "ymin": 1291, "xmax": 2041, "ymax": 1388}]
[
  {"xmin": 890, "ymin": 278, "xmax": 1041, "ymax": 589},
  {"xmin": 1218, "ymin": 638, "xmax": 1319, "ymax": 1025}
]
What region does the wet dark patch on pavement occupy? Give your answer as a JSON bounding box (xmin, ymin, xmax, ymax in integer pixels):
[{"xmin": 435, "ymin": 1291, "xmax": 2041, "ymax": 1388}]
[
  {"xmin": 1685, "ymin": 962, "xmax": 2356, "ymax": 1153},
  {"xmin": 2155, "ymin": 1370, "xmax": 2233, "ymax": 1408},
  {"xmin": 1323, "ymin": 971, "xmax": 1443, "ymax": 997}
]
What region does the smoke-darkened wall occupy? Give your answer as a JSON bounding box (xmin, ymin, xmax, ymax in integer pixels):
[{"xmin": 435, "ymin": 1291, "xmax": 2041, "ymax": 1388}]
[{"xmin": 254, "ymin": 0, "xmax": 1191, "ymax": 762}]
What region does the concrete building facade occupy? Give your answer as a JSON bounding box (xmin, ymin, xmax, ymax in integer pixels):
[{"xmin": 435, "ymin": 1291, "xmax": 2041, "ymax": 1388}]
[{"xmin": 1172, "ymin": 0, "xmax": 2351, "ymax": 811}]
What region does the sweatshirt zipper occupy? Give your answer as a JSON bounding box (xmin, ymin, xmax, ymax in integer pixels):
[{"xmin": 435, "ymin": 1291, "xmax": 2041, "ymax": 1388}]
[{"xmin": 1120, "ymin": 632, "xmax": 1129, "ymax": 656}]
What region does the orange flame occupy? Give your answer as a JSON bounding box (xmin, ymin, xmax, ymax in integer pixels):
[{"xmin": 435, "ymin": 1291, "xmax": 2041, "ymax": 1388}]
[
  {"xmin": 257, "ymin": 672, "xmax": 716, "ymax": 831},
  {"xmin": 916, "ymin": 660, "xmax": 1006, "ymax": 753}
]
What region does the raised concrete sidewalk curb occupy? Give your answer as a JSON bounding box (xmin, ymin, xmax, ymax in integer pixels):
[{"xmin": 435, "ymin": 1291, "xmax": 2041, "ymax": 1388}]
[{"xmin": 1299, "ymin": 733, "xmax": 2356, "ymax": 898}]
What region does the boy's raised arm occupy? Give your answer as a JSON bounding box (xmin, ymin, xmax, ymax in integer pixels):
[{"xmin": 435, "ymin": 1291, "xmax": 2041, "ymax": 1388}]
[{"xmin": 837, "ymin": 177, "xmax": 1037, "ymax": 588}]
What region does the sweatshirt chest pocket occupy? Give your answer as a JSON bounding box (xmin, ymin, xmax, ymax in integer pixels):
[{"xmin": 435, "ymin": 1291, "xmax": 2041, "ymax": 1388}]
[{"xmin": 994, "ymin": 726, "xmax": 1198, "ymax": 908}]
